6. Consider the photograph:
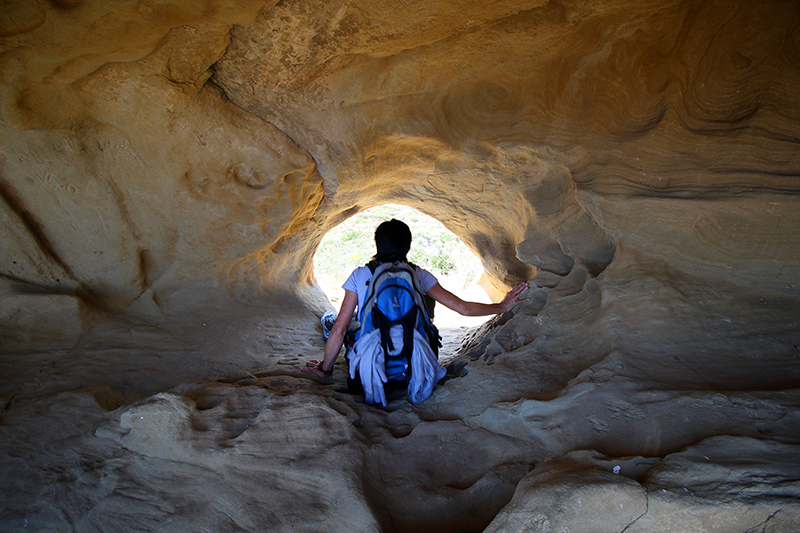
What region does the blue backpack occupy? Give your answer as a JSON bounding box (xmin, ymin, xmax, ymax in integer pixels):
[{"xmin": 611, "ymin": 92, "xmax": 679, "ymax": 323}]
[{"xmin": 349, "ymin": 261, "xmax": 444, "ymax": 405}]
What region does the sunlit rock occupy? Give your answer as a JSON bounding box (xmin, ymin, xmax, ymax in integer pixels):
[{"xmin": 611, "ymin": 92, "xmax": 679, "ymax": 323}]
[{"xmin": 1, "ymin": 0, "xmax": 799, "ymax": 531}]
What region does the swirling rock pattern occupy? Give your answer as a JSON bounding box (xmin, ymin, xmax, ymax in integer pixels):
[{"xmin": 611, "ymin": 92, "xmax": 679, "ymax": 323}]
[{"xmin": 1, "ymin": 0, "xmax": 800, "ymax": 531}]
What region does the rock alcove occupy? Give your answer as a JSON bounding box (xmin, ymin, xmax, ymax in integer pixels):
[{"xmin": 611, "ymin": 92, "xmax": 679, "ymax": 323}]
[
  {"xmin": 311, "ymin": 204, "xmax": 493, "ymax": 332},
  {"xmin": 2, "ymin": 0, "xmax": 800, "ymax": 531}
]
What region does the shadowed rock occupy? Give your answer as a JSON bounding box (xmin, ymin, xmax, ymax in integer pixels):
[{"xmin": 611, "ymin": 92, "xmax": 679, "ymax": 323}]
[{"xmin": 1, "ymin": 0, "xmax": 800, "ymax": 531}]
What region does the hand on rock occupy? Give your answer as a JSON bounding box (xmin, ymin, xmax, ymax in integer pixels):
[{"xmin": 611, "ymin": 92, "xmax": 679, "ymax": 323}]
[
  {"xmin": 301, "ymin": 360, "xmax": 333, "ymax": 378},
  {"xmin": 499, "ymin": 282, "xmax": 530, "ymax": 313}
]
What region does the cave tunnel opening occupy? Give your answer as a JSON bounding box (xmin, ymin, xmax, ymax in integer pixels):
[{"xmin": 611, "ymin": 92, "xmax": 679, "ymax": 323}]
[{"xmin": 312, "ymin": 203, "xmax": 493, "ymax": 334}]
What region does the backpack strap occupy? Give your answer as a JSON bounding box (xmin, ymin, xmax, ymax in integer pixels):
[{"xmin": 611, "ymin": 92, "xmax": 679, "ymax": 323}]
[
  {"xmin": 372, "ymin": 303, "xmax": 419, "ymax": 360},
  {"xmin": 366, "ymin": 260, "xmax": 419, "ymax": 273},
  {"xmin": 398, "ymin": 306, "xmax": 418, "ymax": 360}
]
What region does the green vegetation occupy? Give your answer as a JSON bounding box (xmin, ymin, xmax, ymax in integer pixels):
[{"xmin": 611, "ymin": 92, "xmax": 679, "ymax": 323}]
[{"xmin": 313, "ymin": 204, "xmax": 484, "ymax": 295}]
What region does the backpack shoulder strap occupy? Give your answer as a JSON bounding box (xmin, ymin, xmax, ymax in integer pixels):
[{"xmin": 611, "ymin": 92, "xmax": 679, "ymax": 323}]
[{"xmin": 366, "ymin": 260, "xmax": 417, "ymax": 273}]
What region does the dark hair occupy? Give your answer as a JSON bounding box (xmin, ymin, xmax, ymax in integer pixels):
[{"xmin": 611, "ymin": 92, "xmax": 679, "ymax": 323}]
[{"xmin": 374, "ymin": 219, "xmax": 412, "ymax": 262}]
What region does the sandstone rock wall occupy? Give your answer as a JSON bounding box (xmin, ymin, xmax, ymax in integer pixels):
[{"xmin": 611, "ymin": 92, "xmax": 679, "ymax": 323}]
[
  {"xmin": 2, "ymin": 0, "xmax": 798, "ymax": 349},
  {"xmin": 1, "ymin": 1, "xmax": 800, "ymax": 532}
]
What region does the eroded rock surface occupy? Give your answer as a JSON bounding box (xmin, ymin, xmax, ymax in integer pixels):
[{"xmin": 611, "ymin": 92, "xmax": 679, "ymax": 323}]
[{"xmin": 1, "ymin": 0, "xmax": 800, "ymax": 531}]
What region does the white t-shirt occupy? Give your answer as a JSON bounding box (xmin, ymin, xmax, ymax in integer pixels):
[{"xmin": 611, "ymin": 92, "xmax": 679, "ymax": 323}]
[{"xmin": 342, "ymin": 263, "xmax": 438, "ymax": 316}]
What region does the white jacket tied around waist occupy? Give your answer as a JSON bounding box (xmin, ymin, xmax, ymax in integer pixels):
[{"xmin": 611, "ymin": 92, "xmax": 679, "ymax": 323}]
[{"xmin": 349, "ymin": 326, "xmax": 447, "ymax": 407}]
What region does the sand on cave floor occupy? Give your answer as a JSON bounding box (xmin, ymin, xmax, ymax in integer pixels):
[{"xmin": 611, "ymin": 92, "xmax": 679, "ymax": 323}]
[{"xmin": 2, "ymin": 276, "xmax": 800, "ymax": 532}]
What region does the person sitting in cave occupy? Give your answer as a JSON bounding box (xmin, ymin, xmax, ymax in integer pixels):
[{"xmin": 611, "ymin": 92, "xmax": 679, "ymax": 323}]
[{"xmin": 302, "ymin": 218, "xmax": 530, "ymax": 404}]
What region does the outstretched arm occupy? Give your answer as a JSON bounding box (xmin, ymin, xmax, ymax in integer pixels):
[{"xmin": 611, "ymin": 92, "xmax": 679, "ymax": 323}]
[
  {"xmin": 303, "ymin": 289, "xmax": 358, "ymax": 377},
  {"xmin": 426, "ymin": 281, "xmax": 529, "ymax": 317}
]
